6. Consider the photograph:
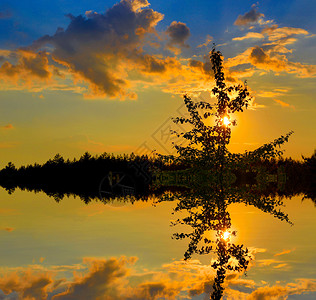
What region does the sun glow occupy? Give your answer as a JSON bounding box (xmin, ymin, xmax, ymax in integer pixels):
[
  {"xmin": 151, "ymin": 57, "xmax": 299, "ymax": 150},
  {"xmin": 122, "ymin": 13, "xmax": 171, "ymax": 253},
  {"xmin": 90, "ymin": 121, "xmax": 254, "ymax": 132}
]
[
  {"xmin": 223, "ymin": 231, "xmax": 230, "ymax": 240},
  {"xmin": 222, "ymin": 116, "xmax": 230, "ymax": 126}
]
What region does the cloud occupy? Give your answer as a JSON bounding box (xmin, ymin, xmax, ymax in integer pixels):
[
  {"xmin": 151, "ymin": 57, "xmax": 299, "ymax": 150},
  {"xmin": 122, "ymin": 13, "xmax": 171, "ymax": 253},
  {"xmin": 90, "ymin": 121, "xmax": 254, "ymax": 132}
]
[
  {"xmin": 0, "ymin": 50, "xmax": 52, "ymax": 86},
  {"xmin": 30, "ymin": 0, "xmax": 176, "ymax": 99},
  {"xmin": 274, "ymin": 99, "xmax": 294, "ymax": 109},
  {"xmin": 257, "ymin": 88, "xmax": 289, "ymax": 98},
  {"xmin": 227, "ymin": 46, "xmax": 316, "ymax": 78},
  {"xmin": 189, "ymin": 59, "xmax": 212, "ymax": 76},
  {"xmin": 0, "ymin": 0, "xmax": 218, "ymax": 98},
  {"xmin": 262, "ymin": 25, "xmax": 309, "ymax": 44},
  {"xmin": 257, "ymin": 258, "xmax": 290, "ymax": 270},
  {"xmin": 197, "ymin": 34, "xmax": 213, "ymax": 48},
  {"xmin": 274, "ymin": 248, "xmax": 295, "ymax": 256},
  {"xmin": 234, "ymin": 5, "xmax": 264, "ymax": 27},
  {"xmin": 1, "ymin": 0, "xmax": 168, "ymax": 99},
  {"xmin": 247, "ymin": 279, "xmax": 316, "ymax": 300},
  {"xmin": 229, "ymin": 14, "xmax": 316, "ymax": 81},
  {"xmin": 166, "ymin": 21, "xmax": 190, "ymax": 52},
  {"xmin": 257, "ymin": 259, "xmax": 282, "ymax": 267},
  {"xmin": 233, "ymin": 32, "xmax": 264, "ymax": 41},
  {"xmin": 1, "ymin": 0, "xmax": 314, "ymax": 99}
]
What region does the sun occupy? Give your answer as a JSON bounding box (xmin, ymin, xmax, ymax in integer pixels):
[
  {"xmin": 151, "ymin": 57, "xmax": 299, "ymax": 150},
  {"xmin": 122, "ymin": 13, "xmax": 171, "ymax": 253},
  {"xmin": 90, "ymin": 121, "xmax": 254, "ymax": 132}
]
[
  {"xmin": 223, "ymin": 231, "xmax": 230, "ymax": 240},
  {"xmin": 222, "ymin": 116, "xmax": 230, "ymax": 126}
]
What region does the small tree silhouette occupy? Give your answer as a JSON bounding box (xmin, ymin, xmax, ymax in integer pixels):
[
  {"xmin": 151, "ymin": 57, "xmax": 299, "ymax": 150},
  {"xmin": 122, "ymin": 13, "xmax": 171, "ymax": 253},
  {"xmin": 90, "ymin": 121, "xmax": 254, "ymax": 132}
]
[{"xmin": 165, "ymin": 47, "xmax": 293, "ymax": 174}]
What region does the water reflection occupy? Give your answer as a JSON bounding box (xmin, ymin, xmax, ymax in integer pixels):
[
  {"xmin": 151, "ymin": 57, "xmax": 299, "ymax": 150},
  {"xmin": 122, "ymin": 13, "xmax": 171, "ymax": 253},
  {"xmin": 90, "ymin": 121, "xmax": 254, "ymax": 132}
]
[
  {"xmin": 153, "ymin": 167, "xmax": 295, "ymax": 299},
  {"xmin": 0, "ymin": 168, "xmax": 315, "ymax": 299}
]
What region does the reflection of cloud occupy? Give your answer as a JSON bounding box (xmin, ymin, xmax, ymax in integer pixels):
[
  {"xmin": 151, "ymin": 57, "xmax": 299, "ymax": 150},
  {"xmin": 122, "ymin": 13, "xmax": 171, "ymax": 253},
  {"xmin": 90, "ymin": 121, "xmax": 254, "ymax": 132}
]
[
  {"xmin": 248, "ymin": 279, "xmax": 316, "ymax": 300},
  {"xmin": 0, "ymin": 270, "xmax": 54, "ymax": 300},
  {"xmin": 52, "ymin": 257, "xmax": 137, "ymax": 299},
  {"xmin": 0, "ymin": 256, "xmax": 315, "ymax": 299}
]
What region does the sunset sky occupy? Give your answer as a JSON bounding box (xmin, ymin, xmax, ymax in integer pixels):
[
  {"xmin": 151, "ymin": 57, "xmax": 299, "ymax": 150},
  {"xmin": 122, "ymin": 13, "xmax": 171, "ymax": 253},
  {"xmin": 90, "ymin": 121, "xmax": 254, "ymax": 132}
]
[{"xmin": 0, "ymin": 0, "xmax": 315, "ymax": 167}]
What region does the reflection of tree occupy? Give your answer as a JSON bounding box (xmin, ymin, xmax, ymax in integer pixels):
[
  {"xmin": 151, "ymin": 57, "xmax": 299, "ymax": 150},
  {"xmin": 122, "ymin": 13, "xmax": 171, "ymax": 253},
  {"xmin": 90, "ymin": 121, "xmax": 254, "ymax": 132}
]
[{"xmin": 154, "ymin": 177, "xmax": 292, "ymax": 299}]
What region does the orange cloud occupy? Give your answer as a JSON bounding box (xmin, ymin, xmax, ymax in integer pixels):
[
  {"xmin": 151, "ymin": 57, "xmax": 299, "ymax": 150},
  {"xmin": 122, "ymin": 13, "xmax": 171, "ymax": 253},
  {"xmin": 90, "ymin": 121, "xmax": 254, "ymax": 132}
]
[
  {"xmin": 0, "ymin": 1, "xmax": 224, "ymax": 99},
  {"xmin": 274, "ymin": 248, "xmax": 295, "ymax": 256},
  {"xmin": 262, "ymin": 25, "xmax": 309, "ymax": 43},
  {"xmin": 0, "ymin": 0, "xmax": 314, "ymax": 99},
  {"xmin": 274, "ymin": 99, "xmax": 295, "ymax": 109},
  {"xmin": 197, "ymin": 34, "xmax": 213, "ymax": 48},
  {"xmin": 233, "ymin": 32, "xmax": 264, "ymax": 41},
  {"xmin": 227, "ymin": 46, "xmax": 316, "ymax": 78},
  {"xmin": 258, "ymin": 259, "xmax": 282, "ymax": 267},
  {"xmin": 0, "ymin": 50, "xmax": 52, "ymax": 84}
]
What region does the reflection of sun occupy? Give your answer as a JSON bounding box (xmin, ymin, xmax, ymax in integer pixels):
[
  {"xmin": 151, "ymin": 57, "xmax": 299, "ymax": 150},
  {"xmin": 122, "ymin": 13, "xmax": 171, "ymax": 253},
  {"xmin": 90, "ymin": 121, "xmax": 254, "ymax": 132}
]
[
  {"xmin": 223, "ymin": 231, "xmax": 230, "ymax": 240},
  {"xmin": 222, "ymin": 116, "xmax": 230, "ymax": 126}
]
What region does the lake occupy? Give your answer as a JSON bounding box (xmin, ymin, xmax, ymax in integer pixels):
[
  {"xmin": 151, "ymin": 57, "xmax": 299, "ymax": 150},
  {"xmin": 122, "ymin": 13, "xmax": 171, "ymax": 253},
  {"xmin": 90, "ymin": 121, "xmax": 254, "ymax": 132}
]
[{"xmin": 0, "ymin": 187, "xmax": 315, "ymax": 299}]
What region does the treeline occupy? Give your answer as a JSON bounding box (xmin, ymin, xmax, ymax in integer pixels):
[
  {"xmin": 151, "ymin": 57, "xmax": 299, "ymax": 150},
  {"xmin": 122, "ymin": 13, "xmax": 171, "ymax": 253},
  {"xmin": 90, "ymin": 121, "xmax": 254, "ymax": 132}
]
[
  {"xmin": 234, "ymin": 154, "xmax": 315, "ymax": 196},
  {"xmin": 0, "ymin": 152, "xmax": 158, "ymax": 203},
  {"xmin": 0, "ymin": 150, "xmax": 315, "ymax": 203}
]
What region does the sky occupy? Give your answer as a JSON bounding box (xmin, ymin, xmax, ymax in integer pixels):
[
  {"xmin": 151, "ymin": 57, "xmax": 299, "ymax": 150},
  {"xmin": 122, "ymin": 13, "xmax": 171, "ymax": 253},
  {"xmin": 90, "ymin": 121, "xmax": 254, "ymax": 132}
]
[{"xmin": 0, "ymin": 0, "xmax": 316, "ymax": 167}]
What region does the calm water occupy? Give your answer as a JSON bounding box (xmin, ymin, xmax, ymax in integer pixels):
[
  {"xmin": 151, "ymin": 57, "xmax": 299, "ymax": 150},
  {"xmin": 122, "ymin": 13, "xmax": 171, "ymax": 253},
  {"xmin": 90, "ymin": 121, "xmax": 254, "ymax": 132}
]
[{"xmin": 0, "ymin": 188, "xmax": 315, "ymax": 299}]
